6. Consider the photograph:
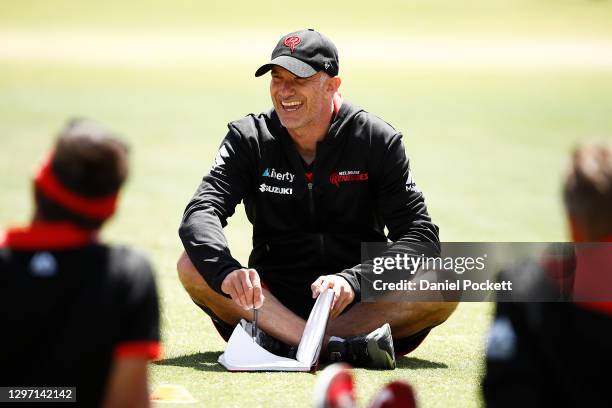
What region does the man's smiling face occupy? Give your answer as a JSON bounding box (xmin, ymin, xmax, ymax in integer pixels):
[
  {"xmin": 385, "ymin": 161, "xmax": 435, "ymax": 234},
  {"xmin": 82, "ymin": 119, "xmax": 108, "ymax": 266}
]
[{"xmin": 270, "ymin": 66, "xmax": 331, "ymax": 132}]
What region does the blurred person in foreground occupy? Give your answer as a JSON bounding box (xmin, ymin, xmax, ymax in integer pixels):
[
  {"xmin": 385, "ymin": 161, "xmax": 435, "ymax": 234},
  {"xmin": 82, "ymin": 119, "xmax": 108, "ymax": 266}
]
[
  {"xmin": 314, "ymin": 363, "xmax": 417, "ymax": 408},
  {"xmin": 177, "ymin": 29, "xmax": 455, "ymax": 370},
  {"xmin": 0, "ymin": 119, "xmax": 160, "ymax": 407},
  {"xmin": 483, "ymin": 143, "xmax": 612, "ymax": 407}
]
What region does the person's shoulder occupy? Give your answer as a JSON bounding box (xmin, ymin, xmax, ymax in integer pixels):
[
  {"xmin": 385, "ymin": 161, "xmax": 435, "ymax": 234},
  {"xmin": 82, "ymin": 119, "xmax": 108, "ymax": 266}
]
[
  {"xmin": 0, "ymin": 247, "xmax": 10, "ymax": 273},
  {"xmin": 227, "ymin": 109, "xmax": 279, "ymax": 142},
  {"xmin": 343, "ymin": 102, "xmax": 400, "ymax": 142},
  {"xmin": 106, "ymin": 245, "xmax": 155, "ymax": 284},
  {"xmin": 497, "ymin": 249, "xmax": 572, "ymax": 303}
]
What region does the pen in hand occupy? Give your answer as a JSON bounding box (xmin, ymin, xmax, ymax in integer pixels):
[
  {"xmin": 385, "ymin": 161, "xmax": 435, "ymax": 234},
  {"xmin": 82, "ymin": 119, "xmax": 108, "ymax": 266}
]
[{"xmin": 251, "ymin": 307, "xmax": 258, "ymax": 342}]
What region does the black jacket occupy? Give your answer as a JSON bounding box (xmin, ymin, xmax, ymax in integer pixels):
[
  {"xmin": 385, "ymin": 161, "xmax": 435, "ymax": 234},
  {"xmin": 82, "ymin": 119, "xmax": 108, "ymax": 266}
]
[{"xmin": 179, "ymin": 101, "xmax": 439, "ymax": 311}]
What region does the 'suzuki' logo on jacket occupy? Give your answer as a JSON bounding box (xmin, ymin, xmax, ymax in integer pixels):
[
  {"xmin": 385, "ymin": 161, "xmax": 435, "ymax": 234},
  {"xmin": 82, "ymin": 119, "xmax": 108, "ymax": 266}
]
[
  {"xmin": 259, "ymin": 183, "xmax": 293, "ymax": 195},
  {"xmin": 329, "ymin": 170, "xmax": 369, "ymax": 187}
]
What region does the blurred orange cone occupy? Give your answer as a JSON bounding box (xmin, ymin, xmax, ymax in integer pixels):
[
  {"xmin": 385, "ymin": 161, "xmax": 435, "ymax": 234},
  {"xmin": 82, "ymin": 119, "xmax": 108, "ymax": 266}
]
[{"xmin": 150, "ymin": 384, "xmax": 196, "ymax": 403}]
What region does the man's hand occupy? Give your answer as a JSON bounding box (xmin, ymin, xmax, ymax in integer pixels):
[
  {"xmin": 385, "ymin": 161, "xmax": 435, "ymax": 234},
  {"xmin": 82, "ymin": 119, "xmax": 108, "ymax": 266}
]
[
  {"xmin": 311, "ymin": 275, "xmax": 355, "ymax": 319},
  {"xmin": 221, "ymin": 268, "xmax": 264, "ymax": 310}
]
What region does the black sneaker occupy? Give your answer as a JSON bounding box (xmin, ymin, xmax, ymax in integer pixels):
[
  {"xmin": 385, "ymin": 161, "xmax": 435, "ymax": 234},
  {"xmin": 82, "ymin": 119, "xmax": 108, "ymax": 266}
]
[
  {"xmin": 242, "ymin": 320, "xmax": 296, "ymax": 359},
  {"xmin": 328, "ymin": 323, "xmax": 396, "ymax": 370}
]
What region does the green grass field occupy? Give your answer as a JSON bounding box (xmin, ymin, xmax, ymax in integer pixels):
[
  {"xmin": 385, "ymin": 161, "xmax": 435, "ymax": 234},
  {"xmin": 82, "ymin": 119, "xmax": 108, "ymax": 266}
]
[{"xmin": 1, "ymin": 1, "xmax": 612, "ymax": 407}]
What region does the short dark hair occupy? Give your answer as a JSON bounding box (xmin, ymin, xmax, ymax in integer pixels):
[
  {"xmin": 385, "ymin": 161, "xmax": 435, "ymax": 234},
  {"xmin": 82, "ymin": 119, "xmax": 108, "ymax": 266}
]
[
  {"xmin": 563, "ymin": 143, "xmax": 612, "ymax": 239},
  {"xmin": 35, "ymin": 118, "xmax": 129, "ymax": 229}
]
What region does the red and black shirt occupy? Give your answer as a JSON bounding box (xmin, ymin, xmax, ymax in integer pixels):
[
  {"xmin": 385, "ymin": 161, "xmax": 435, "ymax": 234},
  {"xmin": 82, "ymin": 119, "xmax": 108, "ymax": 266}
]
[{"xmin": 0, "ymin": 222, "xmax": 160, "ymax": 407}]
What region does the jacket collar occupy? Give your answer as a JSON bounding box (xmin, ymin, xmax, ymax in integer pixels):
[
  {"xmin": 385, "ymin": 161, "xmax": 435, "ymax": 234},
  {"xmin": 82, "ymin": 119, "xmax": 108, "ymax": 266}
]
[{"xmin": 325, "ymin": 100, "xmax": 362, "ymax": 145}]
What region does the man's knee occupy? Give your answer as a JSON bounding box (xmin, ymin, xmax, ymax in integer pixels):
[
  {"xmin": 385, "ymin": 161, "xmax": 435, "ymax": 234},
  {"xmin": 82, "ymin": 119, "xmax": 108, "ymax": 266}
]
[
  {"xmin": 176, "ymin": 252, "xmax": 242, "ymax": 331},
  {"xmin": 427, "ymin": 301, "xmax": 458, "ymax": 326},
  {"xmin": 177, "ymin": 251, "xmax": 207, "ymax": 293},
  {"xmin": 394, "ymin": 302, "xmax": 457, "ymax": 341}
]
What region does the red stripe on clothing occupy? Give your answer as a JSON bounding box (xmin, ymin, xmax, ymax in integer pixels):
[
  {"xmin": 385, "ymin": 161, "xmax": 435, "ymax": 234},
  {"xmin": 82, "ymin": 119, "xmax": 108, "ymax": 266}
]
[
  {"xmin": 572, "ymin": 235, "xmax": 612, "ymax": 316},
  {"xmin": 35, "ymin": 155, "xmax": 118, "ymax": 220},
  {"xmin": 114, "ymin": 341, "xmax": 161, "ymax": 360},
  {"xmin": 0, "ymin": 222, "xmax": 97, "ymax": 250},
  {"xmin": 576, "ymin": 302, "xmax": 612, "ymax": 316}
]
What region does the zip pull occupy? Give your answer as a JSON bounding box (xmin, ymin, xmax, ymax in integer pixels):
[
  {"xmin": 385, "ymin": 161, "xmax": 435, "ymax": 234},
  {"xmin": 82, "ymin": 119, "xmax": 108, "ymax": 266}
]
[{"xmin": 307, "ymin": 182, "xmax": 315, "ymax": 221}]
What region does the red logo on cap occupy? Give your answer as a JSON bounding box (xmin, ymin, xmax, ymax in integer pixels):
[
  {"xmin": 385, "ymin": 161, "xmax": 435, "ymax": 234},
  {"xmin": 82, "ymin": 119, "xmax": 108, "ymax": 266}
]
[{"xmin": 283, "ymin": 36, "xmax": 301, "ymax": 53}]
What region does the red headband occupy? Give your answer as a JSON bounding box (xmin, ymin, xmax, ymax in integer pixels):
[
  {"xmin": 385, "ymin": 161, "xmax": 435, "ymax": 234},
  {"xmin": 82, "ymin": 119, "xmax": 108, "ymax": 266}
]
[{"xmin": 34, "ymin": 155, "xmax": 118, "ymax": 221}]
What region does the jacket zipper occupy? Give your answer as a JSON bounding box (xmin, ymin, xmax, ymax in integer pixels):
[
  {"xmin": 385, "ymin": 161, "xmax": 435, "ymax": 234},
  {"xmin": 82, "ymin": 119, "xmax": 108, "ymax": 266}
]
[
  {"xmin": 307, "ymin": 182, "xmax": 325, "ymax": 259},
  {"xmin": 307, "ymin": 182, "xmax": 315, "ymax": 222}
]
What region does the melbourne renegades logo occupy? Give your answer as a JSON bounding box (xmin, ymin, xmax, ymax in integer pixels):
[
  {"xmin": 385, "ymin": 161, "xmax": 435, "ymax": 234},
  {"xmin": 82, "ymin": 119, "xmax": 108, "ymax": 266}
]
[
  {"xmin": 284, "ymin": 36, "xmax": 301, "ymax": 53},
  {"xmin": 329, "ymin": 170, "xmax": 369, "ymax": 187}
]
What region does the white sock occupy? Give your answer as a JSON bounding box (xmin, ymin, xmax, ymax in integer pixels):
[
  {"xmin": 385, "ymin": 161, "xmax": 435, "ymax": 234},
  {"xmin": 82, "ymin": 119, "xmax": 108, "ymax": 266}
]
[{"xmin": 329, "ymin": 336, "xmax": 345, "ymax": 343}]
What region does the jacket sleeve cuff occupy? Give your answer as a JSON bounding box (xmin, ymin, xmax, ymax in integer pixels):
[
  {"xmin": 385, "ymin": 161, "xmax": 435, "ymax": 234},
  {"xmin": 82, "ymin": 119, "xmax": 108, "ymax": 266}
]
[
  {"xmin": 337, "ymin": 269, "xmax": 361, "ymax": 301},
  {"xmin": 114, "ymin": 341, "xmax": 162, "ymax": 360},
  {"xmin": 212, "ymin": 264, "xmax": 243, "ymax": 298}
]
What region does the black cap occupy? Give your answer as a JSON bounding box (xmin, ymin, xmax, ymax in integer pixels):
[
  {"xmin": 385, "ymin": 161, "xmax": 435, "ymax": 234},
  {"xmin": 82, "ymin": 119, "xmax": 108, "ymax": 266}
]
[{"xmin": 255, "ymin": 29, "xmax": 339, "ymax": 78}]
